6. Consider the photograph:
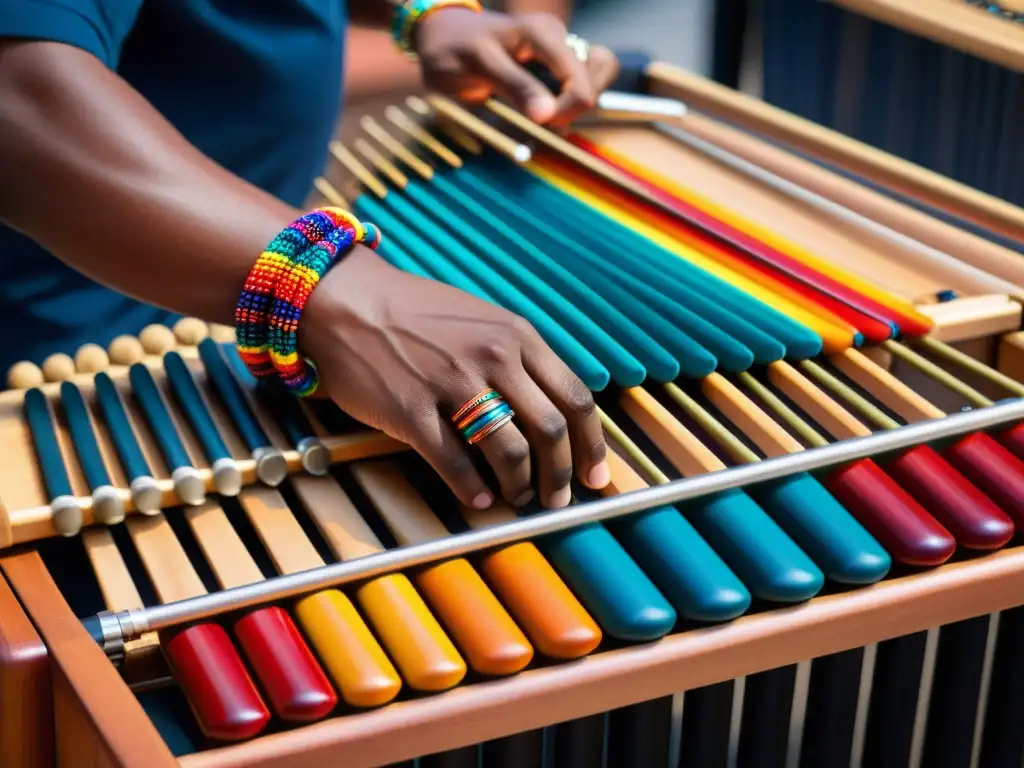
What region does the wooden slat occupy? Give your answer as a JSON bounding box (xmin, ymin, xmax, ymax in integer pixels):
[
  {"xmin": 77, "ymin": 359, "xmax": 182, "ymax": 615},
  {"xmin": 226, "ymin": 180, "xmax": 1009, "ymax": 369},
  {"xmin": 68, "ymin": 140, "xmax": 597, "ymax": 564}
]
[
  {"xmin": 350, "ymin": 461, "xmax": 450, "ymax": 545},
  {"xmin": 767, "ymin": 362, "xmax": 872, "ymax": 441},
  {"xmin": 999, "ymin": 332, "xmax": 1024, "ymax": 382},
  {"xmin": 701, "ymin": 373, "xmax": 804, "ymax": 457},
  {"xmin": 0, "ymin": 565, "xmax": 51, "ymax": 768},
  {"xmin": 125, "ymin": 516, "xmax": 207, "ymax": 604},
  {"xmin": 184, "ymin": 502, "xmax": 265, "ymax": 589},
  {"xmin": 833, "ymin": 350, "xmax": 947, "ymax": 422},
  {"xmin": 82, "ymin": 529, "xmax": 144, "ymax": 612},
  {"xmin": 289, "ymin": 476, "xmax": 385, "ymax": 560},
  {"xmin": 1, "ymin": 553, "xmax": 175, "ymax": 768},
  {"xmin": 237, "ymin": 486, "xmax": 328, "ymax": 574}
]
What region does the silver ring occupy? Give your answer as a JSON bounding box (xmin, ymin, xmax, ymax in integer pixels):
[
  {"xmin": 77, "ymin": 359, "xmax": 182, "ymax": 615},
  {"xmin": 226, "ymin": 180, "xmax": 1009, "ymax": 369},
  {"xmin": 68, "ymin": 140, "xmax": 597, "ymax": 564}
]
[{"xmin": 565, "ymin": 33, "xmax": 591, "ymax": 64}]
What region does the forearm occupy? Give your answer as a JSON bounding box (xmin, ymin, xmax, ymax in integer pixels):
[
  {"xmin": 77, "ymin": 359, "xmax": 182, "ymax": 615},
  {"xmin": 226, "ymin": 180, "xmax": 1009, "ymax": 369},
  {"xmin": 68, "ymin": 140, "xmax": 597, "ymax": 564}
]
[{"xmin": 0, "ymin": 41, "xmax": 299, "ymax": 326}]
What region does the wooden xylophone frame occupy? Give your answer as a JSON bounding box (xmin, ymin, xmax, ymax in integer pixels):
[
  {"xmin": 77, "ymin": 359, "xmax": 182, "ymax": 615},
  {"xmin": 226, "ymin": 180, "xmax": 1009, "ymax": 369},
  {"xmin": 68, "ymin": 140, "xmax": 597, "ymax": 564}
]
[{"xmin": 1, "ymin": 61, "xmax": 1023, "ymax": 768}]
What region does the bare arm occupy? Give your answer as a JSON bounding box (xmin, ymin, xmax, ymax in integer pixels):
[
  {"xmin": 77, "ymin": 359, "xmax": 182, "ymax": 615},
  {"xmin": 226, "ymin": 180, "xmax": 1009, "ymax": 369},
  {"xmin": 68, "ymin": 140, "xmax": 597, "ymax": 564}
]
[{"xmin": 0, "ymin": 40, "xmax": 298, "ymax": 326}]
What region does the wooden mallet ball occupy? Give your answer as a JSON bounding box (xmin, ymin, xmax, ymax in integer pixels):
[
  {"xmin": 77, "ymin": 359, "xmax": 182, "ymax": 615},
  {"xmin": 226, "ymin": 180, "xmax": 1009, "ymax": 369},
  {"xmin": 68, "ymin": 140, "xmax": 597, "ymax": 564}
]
[
  {"xmin": 74, "ymin": 343, "xmax": 111, "ymax": 374},
  {"xmin": 139, "ymin": 324, "xmax": 177, "ymax": 355},
  {"xmin": 6, "ymin": 361, "xmax": 45, "ymax": 390},
  {"xmin": 173, "ymin": 317, "xmax": 210, "ymax": 346},
  {"xmin": 108, "ymin": 335, "xmax": 145, "ymax": 366},
  {"xmin": 42, "ymin": 353, "xmax": 76, "ymax": 382}
]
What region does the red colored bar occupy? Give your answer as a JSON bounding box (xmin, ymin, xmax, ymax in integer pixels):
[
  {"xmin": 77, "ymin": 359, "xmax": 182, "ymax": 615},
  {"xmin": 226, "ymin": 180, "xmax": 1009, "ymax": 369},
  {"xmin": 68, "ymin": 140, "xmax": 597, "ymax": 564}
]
[
  {"xmin": 233, "ymin": 606, "xmax": 338, "ymax": 722},
  {"xmin": 998, "ymin": 422, "xmax": 1024, "ymax": 461},
  {"xmin": 883, "ymin": 445, "xmax": 1014, "ymax": 550},
  {"xmin": 825, "ymin": 458, "xmax": 955, "ymax": 567},
  {"xmin": 162, "ymin": 623, "xmax": 270, "ymax": 742},
  {"xmin": 563, "ymin": 137, "xmax": 933, "ymax": 337},
  {"xmin": 944, "ymin": 432, "xmax": 1024, "ymax": 527},
  {"xmin": 537, "ymin": 153, "xmax": 895, "ymax": 343}
]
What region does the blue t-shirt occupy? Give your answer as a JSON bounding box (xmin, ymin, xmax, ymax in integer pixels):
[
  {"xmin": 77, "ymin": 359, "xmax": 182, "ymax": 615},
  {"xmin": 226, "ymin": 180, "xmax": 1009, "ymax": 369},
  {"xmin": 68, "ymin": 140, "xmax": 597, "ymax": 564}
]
[{"xmin": 0, "ymin": 1, "xmax": 347, "ymax": 373}]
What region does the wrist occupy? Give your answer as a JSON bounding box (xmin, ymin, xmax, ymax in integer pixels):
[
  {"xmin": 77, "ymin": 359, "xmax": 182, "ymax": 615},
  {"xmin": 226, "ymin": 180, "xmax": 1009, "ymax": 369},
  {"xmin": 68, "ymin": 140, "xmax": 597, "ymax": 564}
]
[{"xmin": 392, "ymin": 0, "xmax": 483, "ymax": 56}]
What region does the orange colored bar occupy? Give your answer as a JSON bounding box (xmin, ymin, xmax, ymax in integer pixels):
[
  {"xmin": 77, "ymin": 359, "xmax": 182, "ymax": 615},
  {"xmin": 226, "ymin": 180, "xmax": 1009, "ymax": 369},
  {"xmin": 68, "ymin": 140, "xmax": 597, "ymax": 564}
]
[
  {"xmin": 415, "ymin": 558, "xmax": 534, "ymax": 676},
  {"xmin": 477, "ymin": 541, "xmax": 603, "ymax": 660}
]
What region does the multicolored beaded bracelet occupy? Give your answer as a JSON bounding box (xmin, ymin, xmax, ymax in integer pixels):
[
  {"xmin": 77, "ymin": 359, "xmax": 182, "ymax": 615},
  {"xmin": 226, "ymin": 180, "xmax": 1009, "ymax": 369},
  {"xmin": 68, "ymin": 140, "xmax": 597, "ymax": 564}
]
[
  {"xmin": 392, "ymin": 0, "xmax": 484, "ymax": 56},
  {"xmin": 235, "ymin": 210, "xmax": 338, "ymax": 379},
  {"xmin": 236, "ymin": 207, "xmax": 381, "ymax": 397}
]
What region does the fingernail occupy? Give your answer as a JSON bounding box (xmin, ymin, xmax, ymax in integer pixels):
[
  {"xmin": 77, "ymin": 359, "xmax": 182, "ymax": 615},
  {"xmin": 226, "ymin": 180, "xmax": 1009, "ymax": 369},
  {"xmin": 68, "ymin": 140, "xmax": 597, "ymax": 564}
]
[
  {"xmin": 472, "ymin": 492, "xmax": 493, "ymax": 510},
  {"xmin": 586, "ymin": 461, "xmax": 611, "ymax": 489},
  {"xmin": 514, "ymin": 489, "xmax": 535, "ymax": 508},
  {"xmin": 527, "ymin": 94, "xmax": 556, "ymax": 122},
  {"xmin": 548, "ymin": 485, "xmax": 572, "ymax": 509}
]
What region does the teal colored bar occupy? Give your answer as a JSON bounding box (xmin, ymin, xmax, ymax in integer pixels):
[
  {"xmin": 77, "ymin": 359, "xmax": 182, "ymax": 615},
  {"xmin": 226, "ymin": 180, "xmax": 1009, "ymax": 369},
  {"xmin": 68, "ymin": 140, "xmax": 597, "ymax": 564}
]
[
  {"xmin": 60, "ymin": 382, "xmax": 113, "ymax": 492},
  {"xmin": 398, "ymin": 182, "xmax": 645, "ymax": 388},
  {"xmin": 376, "ymin": 193, "xmax": 611, "ymax": 391},
  {"xmin": 678, "ymin": 488, "xmax": 825, "ymax": 603},
  {"xmin": 443, "ymin": 170, "xmax": 733, "ymax": 377},
  {"xmin": 424, "ymin": 174, "xmax": 680, "ymax": 383},
  {"xmin": 538, "ymin": 522, "xmax": 677, "ymax": 641},
  {"xmin": 607, "ymin": 505, "xmax": 751, "ymax": 622},
  {"xmin": 95, "ymin": 373, "xmax": 151, "ymax": 481},
  {"xmin": 750, "ymin": 473, "xmax": 891, "ymax": 585},
  {"xmin": 25, "ymin": 388, "xmax": 74, "ymax": 499}
]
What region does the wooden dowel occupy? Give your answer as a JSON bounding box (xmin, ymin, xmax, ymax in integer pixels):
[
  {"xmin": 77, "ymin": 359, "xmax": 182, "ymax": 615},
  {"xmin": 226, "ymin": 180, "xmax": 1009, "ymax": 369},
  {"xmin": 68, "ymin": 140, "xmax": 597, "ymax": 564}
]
[
  {"xmin": 360, "ymin": 116, "xmax": 434, "ymax": 180},
  {"xmin": 426, "ymin": 95, "xmax": 531, "ymax": 163},
  {"xmin": 915, "ymin": 337, "xmax": 1024, "ymax": 398},
  {"xmin": 882, "ymin": 342, "xmax": 994, "ymax": 408}
]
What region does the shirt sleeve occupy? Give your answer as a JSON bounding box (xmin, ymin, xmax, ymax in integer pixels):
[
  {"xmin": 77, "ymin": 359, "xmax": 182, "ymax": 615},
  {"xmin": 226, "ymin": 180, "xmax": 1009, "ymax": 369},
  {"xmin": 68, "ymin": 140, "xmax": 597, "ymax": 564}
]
[{"xmin": 0, "ymin": 0, "xmax": 145, "ymax": 67}]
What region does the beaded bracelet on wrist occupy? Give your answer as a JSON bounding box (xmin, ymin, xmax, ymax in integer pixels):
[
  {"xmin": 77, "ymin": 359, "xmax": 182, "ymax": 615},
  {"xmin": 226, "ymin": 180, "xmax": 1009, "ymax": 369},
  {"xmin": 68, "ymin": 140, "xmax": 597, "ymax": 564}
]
[
  {"xmin": 235, "ymin": 210, "xmax": 338, "ymax": 378},
  {"xmin": 236, "ymin": 207, "xmax": 381, "ymax": 398},
  {"xmin": 392, "ymin": 0, "xmax": 484, "ymax": 56}
]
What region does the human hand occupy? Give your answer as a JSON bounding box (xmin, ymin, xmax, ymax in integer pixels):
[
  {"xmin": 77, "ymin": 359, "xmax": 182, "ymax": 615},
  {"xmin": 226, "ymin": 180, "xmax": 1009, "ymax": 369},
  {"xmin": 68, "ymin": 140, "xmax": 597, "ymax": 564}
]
[
  {"xmin": 299, "ymin": 246, "xmax": 611, "ymax": 509},
  {"xmin": 412, "ymin": 7, "xmax": 620, "ymax": 127}
]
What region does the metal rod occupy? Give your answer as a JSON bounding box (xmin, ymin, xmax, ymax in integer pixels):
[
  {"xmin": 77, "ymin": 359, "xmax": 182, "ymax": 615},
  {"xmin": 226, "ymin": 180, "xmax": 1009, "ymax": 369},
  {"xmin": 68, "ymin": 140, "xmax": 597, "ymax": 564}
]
[{"xmin": 101, "ymin": 399, "xmax": 1024, "ymax": 645}]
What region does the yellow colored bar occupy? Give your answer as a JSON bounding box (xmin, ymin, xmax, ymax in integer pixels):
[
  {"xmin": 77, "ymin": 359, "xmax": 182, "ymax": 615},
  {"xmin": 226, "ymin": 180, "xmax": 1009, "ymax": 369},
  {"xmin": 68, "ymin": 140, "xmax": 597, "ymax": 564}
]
[
  {"xmin": 532, "ymin": 165, "xmax": 857, "ymax": 354},
  {"xmin": 478, "ymin": 542, "xmax": 602, "ymax": 660},
  {"xmin": 588, "ymin": 141, "xmax": 933, "ymax": 328},
  {"xmin": 292, "ymin": 589, "xmax": 401, "ymax": 708},
  {"xmin": 415, "ymin": 558, "xmax": 534, "ymax": 676},
  {"xmin": 355, "ymin": 573, "xmax": 467, "ymax": 691}
]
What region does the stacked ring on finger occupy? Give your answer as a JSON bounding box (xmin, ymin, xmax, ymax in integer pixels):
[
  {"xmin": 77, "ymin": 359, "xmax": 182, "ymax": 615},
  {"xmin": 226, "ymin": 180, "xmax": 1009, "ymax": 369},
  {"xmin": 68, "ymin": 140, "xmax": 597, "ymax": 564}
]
[{"xmin": 453, "ymin": 388, "xmax": 516, "ymax": 446}]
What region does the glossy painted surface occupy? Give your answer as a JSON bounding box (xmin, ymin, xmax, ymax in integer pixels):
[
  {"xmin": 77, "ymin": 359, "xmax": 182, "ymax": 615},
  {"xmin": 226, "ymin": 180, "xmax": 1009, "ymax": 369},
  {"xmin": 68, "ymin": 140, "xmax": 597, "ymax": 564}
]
[
  {"xmin": 825, "ymin": 459, "xmax": 955, "ymax": 567},
  {"xmin": 161, "ymin": 623, "xmax": 269, "ymax": 742},
  {"xmin": 884, "ymin": 445, "xmax": 1014, "ymax": 549},
  {"xmin": 415, "ymin": 558, "xmax": 534, "ymax": 676},
  {"xmin": 232, "ymin": 606, "xmax": 337, "ymax": 721},
  {"xmin": 944, "ymin": 433, "xmax": 1024, "ymax": 526},
  {"xmin": 292, "ymin": 589, "xmax": 403, "ymax": 707},
  {"xmin": 477, "ymin": 542, "xmax": 602, "ymax": 659},
  {"xmin": 353, "ymin": 574, "xmax": 467, "ymax": 692}
]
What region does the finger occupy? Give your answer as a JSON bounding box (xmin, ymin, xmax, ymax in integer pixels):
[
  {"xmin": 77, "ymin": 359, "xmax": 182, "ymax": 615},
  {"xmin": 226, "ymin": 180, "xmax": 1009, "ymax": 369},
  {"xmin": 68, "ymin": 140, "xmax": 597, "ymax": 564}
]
[
  {"xmin": 497, "ymin": 371, "xmax": 574, "ymax": 508},
  {"xmin": 468, "ymin": 38, "xmax": 558, "ymax": 122},
  {"xmin": 520, "ymin": 334, "xmax": 608, "ymax": 492},
  {"xmin": 586, "ymin": 45, "xmax": 621, "ymax": 94},
  {"xmin": 451, "ymin": 384, "xmax": 534, "ymax": 507},
  {"xmin": 408, "ymin": 409, "xmax": 494, "ymax": 510},
  {"xmin": 513, "ymin": 17, "xmax": 596, "ymax": 123}
]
